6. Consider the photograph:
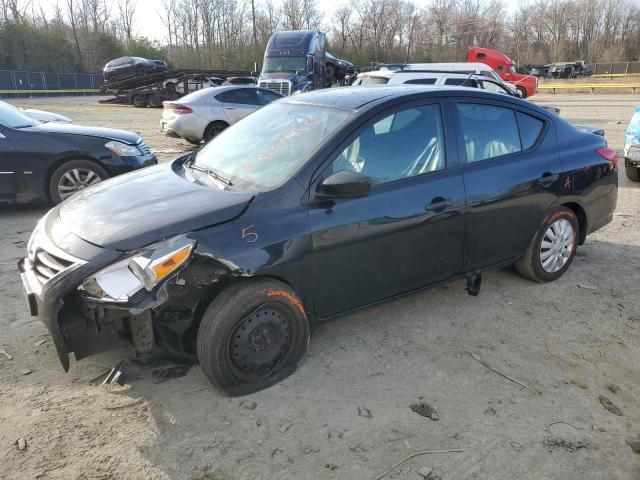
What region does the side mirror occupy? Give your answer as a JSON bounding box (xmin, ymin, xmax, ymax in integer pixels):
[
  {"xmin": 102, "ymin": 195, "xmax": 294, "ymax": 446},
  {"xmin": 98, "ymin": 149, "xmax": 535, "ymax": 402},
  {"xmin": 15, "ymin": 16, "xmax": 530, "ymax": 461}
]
[{"xmin": 317, "ymin": 170, "xmax": 372, "ymax": 199}]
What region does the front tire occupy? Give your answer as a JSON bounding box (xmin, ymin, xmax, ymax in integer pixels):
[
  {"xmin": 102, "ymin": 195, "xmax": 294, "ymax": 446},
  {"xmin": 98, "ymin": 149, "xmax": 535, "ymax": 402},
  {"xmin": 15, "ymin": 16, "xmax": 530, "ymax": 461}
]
[
  {"xmin": 515, "ymin": 207, "xmax": 578, "ymax": 282},
  {"xmin": 197, "ymin": 279, "xmax": 310, "ymax": 396},
  {"xmin": 49, "ymin": 160, "xmax": 109, "ymax": 204},
  {"xmin": 516, "ymin": 86, "xmax": 528, "ymax": 98}
]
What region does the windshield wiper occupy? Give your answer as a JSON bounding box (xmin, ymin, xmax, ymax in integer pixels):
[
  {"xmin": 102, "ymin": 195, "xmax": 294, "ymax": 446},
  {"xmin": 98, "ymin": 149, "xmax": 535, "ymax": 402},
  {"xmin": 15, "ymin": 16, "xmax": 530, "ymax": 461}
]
[{"xmin": 187, "ymin": 162, "xmax": 233, "ymax": 186}]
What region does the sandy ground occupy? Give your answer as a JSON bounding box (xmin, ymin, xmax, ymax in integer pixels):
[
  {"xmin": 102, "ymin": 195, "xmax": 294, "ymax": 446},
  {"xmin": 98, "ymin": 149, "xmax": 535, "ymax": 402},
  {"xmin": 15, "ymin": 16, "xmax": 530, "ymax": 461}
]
[{"xmin": 0, "ymin": 93, "xmax": 639, "ymax": 480}]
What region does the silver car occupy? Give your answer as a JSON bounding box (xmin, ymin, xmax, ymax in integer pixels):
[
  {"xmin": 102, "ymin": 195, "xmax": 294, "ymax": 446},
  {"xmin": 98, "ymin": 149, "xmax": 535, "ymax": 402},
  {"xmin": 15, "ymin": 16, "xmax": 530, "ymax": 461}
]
[{"xmin": 160, "ymin": 85, "xmax": 283, "ymax": 143}]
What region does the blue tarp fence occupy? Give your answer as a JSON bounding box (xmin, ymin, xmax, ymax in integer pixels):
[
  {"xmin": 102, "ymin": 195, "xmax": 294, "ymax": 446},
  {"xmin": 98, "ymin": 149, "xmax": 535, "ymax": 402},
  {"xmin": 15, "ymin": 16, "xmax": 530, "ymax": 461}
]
[{"xmin": 0, "ymin": 70, "xmax": 104, "ymax": 98}]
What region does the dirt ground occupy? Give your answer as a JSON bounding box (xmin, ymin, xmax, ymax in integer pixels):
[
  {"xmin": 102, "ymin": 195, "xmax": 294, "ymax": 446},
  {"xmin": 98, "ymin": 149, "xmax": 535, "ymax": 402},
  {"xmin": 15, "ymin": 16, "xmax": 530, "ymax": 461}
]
[{"xmin": 0, "ymin": 93, "xmax": 639, "ymax": 480}]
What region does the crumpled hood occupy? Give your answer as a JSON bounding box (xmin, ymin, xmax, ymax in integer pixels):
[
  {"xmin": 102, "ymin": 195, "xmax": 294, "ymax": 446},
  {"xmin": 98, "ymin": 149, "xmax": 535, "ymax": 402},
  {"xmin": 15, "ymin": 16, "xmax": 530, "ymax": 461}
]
[
  {"xmin": 58, "ymin": 162, "xmax": 254, "ymax": 251},
  {"xmin": 25, "ymin": 122, "xmax": 141, "ymax": 144}
]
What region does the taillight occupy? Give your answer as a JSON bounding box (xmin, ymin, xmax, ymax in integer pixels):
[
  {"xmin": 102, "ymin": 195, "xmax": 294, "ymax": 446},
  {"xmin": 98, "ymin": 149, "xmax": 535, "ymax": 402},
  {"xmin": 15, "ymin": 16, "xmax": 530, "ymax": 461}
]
[
  {"xmin": 596, "ymin": 146, "xmax": 618, "ymax": 169},
  {"xmin": 170, "ymin": 105, "xmax": 193, "ymax": 115}
]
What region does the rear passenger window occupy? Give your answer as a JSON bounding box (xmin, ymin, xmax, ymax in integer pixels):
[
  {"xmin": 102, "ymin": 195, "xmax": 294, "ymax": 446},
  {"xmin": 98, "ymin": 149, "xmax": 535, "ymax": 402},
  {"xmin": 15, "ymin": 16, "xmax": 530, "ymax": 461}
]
[
  {"xmin": 517, "ymin": 112, "xmax": 544, "ymax": 149},
  {"xmin": 404, "ymin": 78, "xmax": 436, "ymax": 85},
  {"xmin": 457, "ymin": 103, "xmax": 521, "ymax": 163}
]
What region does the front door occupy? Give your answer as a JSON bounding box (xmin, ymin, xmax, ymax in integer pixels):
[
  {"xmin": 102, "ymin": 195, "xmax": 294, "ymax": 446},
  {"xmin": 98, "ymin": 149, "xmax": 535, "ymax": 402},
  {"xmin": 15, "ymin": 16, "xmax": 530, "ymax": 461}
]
[
  {"xmin": 453, "ymin": 99, "xmax": 561, "ymax": 270},
  {"xmin": 309, "ymin": 101, "xmax": 466, "ymax": 317},
  {"xmin": 0, "ymin": 127, "xmax": 19, "ymax": 195}
]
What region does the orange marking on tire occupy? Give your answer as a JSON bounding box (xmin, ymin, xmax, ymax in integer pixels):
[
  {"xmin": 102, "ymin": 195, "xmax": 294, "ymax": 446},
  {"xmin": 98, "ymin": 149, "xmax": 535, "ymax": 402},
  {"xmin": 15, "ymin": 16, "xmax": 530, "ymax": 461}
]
[{"xmin": 266, "ymin": 289, "xmax": 305, "ymax": 316}]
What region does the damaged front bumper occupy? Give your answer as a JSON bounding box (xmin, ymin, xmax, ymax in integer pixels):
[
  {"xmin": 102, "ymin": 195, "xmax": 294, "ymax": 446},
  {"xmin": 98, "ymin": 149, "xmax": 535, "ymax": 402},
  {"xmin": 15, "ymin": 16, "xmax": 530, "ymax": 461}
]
[{"xmin": 18, "ymin": 214, "xmax": 232, "ymax": 371}]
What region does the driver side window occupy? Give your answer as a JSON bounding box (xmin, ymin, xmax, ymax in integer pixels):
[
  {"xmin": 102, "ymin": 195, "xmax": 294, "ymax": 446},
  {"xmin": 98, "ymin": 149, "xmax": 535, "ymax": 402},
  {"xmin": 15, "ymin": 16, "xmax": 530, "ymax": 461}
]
[{"xmin": 331, "ymin": 104, "xmax": 446, "ymax": 185}]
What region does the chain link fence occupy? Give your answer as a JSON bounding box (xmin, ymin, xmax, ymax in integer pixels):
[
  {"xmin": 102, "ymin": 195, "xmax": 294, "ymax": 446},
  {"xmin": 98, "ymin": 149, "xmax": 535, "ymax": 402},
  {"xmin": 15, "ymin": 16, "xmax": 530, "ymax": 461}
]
[{"xmin": 0, "ymin": 70, "xmax": 105, "ymax": 98}]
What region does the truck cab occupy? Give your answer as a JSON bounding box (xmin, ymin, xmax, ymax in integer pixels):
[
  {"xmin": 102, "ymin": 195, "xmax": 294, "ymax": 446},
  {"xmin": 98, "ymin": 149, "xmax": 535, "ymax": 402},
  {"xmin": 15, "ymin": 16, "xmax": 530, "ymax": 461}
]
[
  {"xmin": 259, "ymin": 30, "xmax": 327, "ymax": 96},
  {"xmin": 466, "ymin": 47, "xmax": 537, "ymax": 98}
]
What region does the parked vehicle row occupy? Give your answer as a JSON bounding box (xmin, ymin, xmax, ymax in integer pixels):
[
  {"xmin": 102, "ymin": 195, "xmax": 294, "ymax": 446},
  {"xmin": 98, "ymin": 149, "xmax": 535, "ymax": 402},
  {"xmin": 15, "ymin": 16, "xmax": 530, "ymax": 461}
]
[{"xmin": 17, "ymin": 86, "xmax": 618, "ymax": 397}]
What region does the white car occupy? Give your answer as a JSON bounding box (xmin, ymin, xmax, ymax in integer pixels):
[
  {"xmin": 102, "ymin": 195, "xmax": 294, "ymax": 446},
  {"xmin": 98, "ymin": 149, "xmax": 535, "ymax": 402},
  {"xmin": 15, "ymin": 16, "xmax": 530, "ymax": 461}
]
[
  {"xmin": 160, "ymin": 85, "xmax": 283, "ymax": 143},
  {"xmin": 19, "ymin": 108, "xmax": 72, "ymax": 124},
  {"xmin": 353, "ymin": 70, "xmax": 519, "ymax": 96}
]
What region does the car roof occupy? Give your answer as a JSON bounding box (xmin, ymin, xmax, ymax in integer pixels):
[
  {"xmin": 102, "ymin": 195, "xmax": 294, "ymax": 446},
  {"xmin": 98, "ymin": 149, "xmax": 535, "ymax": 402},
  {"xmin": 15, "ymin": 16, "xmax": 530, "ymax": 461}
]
[
  {"xmin": 281, "ymin": 85, "xmax": 532, "ymax": 112},
  {"xmin": 405, "ymin": 62, "xmax": 496, "ymax": 72},
  {"xmin": 179, "ymin": 85, "xmax": 263, "ymax": 102}
]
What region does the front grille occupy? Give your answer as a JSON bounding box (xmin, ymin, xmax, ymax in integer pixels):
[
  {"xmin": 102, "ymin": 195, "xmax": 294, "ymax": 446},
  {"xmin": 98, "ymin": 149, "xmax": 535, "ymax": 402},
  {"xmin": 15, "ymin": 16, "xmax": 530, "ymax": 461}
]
[
  {"xmin": 28, "ymin": 232, "xmax": 85, "ymax": 288},
  {"xmin": 33, "ymin": 249, "xmax": 74, "ymax": 285},
  {"xmin": 138, "ymin": 141, "xmax": 152, "ymax": 156},
  {"xmin": 259, "ymin": 80, "xmax": 291, "ymax": 96}
]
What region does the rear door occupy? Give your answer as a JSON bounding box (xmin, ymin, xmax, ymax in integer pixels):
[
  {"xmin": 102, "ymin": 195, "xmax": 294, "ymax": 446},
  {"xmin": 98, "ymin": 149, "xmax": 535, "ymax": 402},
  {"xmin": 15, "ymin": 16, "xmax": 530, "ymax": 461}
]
[
  {"xmin": 453, "ymin": 98, "xmax": 561, "ymax": 269},
  {"xmin": 216, "ymin": 89, "xmax": 261, "ymax": 124}
]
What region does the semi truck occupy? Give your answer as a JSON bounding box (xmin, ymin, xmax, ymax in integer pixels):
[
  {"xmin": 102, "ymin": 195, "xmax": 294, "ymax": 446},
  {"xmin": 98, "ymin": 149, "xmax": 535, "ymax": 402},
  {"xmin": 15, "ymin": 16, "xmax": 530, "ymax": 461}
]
[
  {"xmin": 258, "ymin": 30, "xmax": 328, "ymax": 95},
  {"xmin": 466, "ymin": 47, "xmax": 537, "ymax": 98}
]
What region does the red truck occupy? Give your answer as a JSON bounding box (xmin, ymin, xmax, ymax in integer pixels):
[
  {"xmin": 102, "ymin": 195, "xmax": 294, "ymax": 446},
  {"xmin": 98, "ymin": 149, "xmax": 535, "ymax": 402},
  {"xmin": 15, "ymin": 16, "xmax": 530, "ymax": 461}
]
[{"xmin": 466, "ymin": 47, "xmax": 537, "ymax": 98}]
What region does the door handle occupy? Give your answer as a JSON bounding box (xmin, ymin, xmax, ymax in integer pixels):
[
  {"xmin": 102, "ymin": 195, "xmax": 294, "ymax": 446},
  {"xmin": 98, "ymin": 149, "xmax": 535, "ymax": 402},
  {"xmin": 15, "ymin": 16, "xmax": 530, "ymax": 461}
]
[
  {"xmin": 425, "ymin": 196, "xmax": 453, "ymax": 212},
  {"xmin": 224, "ymin": 106, "xmax": 236, "ymax": 110},
  {"xmin": 537, "ymin": 172, "xmax": 559, "ymax": 187}
]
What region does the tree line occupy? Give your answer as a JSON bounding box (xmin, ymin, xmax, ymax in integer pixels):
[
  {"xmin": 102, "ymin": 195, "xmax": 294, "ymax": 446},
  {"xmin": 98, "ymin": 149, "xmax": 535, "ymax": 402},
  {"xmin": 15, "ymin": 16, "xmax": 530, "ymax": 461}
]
[{"xmin": 1, "ymin": 0, "xmax": 639, "ymax": 74}]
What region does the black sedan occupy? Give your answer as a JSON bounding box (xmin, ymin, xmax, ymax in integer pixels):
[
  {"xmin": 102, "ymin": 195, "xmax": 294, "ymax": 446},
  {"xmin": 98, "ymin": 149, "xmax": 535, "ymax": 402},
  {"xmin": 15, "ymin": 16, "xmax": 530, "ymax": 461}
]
[
  {"xmin": 19, "ymin": 87, "xmax": 618, "ymax": 395},
  {"xmin": 0, "ymin": 101, "xmax": 157, "ymax": 204}
]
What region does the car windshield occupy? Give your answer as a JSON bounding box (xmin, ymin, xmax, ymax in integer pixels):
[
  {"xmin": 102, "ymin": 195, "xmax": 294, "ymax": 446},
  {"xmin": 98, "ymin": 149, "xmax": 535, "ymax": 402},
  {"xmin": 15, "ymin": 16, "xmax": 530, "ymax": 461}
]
[
  {"xmin": 262, "ymin": 56, "xmax": 306, "ymax": 73},
  {"xmin": 194, "ymin": 103, "xmax": 353, "ymax": 191},
  {"xmin": 0, "ymin": 101, "xmax": 40, "ymax": 128}
]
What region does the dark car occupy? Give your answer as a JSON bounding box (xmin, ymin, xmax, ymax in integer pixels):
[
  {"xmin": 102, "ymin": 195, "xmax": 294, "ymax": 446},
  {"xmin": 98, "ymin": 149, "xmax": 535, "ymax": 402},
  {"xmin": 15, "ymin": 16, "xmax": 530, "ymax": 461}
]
[
  {"xmin": 19, "ymin": 87, "xmax": 618, "ymax": 396},
  {"xmin": 0, "ymin": 101, "xmax": 157, "ymax": 204},
  {"xmin": 104, "ymin": 56, "xmax": 168, "ymax": 83}
]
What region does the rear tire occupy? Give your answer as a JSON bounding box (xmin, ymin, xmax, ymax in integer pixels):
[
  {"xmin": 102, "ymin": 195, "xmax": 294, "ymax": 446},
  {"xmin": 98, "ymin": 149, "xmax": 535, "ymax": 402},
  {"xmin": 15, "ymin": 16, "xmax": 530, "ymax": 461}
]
[
  {"xmin": 515, "ymin": 207, "xmax": 578, "ymax": 282},
  {"xmin": 133, "ymin": 94, "xmax": 148, "ymax": 108},
  {"xmin": 197, "ymin": 279, "xmax": 310, "ymax": 396},
  {"xmin": 149, "ymin": 94, "xmax": 163, "ymax": 108},
  {"xmin": 203, "ymin": 121, "xmax": 228, "ymax": 142},
  {"xmin": 49, "ymin": 159, "xmax": 109, "ymax": 205},
  {"xmin": 516, "ymin": 86, "xmax": 527, "ymax": 98},
  {"xmin": 626, "ymin": 164, "xmax": 640, "ymax": 182}
]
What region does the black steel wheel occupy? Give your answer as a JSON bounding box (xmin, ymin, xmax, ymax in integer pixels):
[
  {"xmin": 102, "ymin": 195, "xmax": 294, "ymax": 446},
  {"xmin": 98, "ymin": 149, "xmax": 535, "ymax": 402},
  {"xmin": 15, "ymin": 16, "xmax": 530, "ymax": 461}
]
[
  {"xmin": 227, "ymin": 302, "xmax": 299, "ymax": 382},
  {"xmin": 197, "ymin": 279, "xmax": 310, "ymax": 396}
]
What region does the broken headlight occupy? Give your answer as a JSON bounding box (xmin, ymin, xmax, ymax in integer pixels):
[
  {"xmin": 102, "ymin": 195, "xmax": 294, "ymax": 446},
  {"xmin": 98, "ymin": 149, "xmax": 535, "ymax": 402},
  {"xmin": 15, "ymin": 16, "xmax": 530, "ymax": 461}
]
[{"xmin": 79, "ymin": 236, "xmax": 195, "ymax": 303}]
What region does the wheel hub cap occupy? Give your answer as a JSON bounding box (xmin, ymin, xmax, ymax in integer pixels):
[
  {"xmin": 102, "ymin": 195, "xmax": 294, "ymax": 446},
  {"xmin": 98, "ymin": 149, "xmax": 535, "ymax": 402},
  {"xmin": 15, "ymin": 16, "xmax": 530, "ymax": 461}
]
[
  {"xmin": 540, "ymin": 218, "xmax": 574, "ymax": 273},
  {"xmin": 57, "ymin": 168, "xmax": 102, "ymax": 200}
]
